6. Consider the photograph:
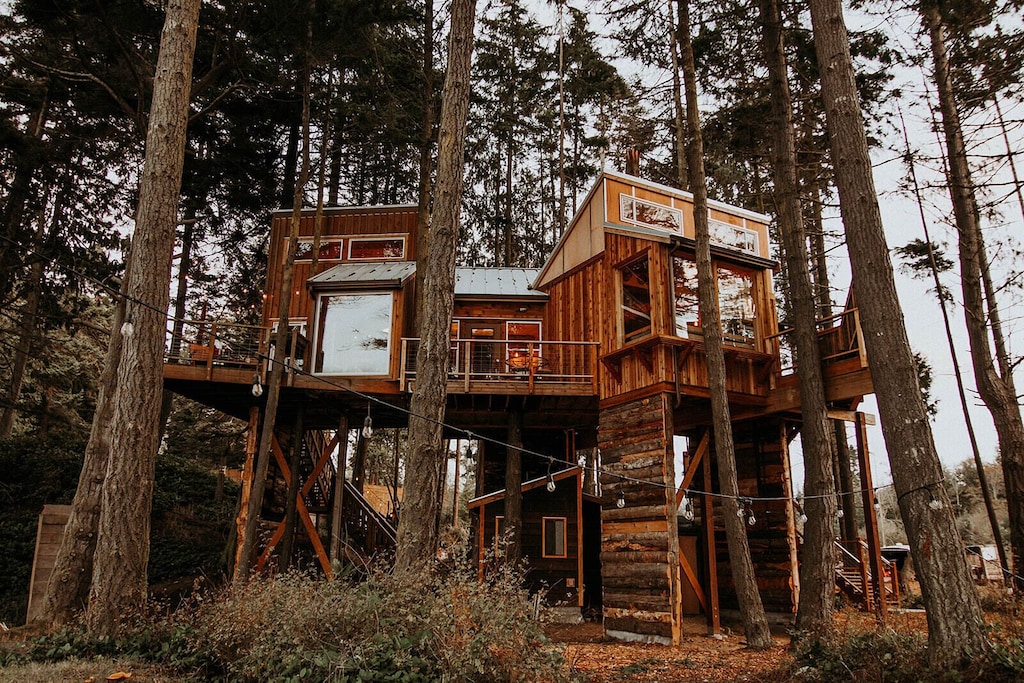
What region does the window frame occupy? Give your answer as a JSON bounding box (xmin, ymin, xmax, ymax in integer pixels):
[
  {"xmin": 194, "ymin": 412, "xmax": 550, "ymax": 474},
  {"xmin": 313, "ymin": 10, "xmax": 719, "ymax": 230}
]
[
  {"xmin": 313, "ymin": 291, "xmax": 395, "ymax": 376},
  {"xmin": 619, "ymin": 193, "xmax": 683, "ymax": 235},
  {"xmin": 542, "ymin": 516, "xmax": 568, "ymax": 559},
  {"xmin": 346, "ymin": 235, "xmax": 407, "ymax": 261},
  {"xmin": 619, "ymin": 255, "xmax": 653, "ymax": 344}
]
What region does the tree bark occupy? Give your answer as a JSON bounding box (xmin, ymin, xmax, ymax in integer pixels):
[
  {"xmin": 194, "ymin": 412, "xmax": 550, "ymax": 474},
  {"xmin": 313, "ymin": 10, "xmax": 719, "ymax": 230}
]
[
  {"xmin": 760, "ymin": 0, "xmax": 837, "ymax": 635},
  {"xmin": 394, "ymin": 0, "xmax": 476, "ymax": 572},
  {"xmin": 924, "ymin": 6, "xmax": 1024, "ymax": 591},
  {"xmin": 808, "ymin": 0, "xmax": 987, "ymax": 664},
  {"xmin": 38, "ymin": 281, "xmax": 127, "ymax": 626},
  {"xmin": 503, "ymin": 408, "xmax": 523, "ymax": 564},
  {"xmin": 85, "ymin": 0, "xmax": 201, "ymax": 635},
  {"xmin": 679, "ymin": 0, "xmax": 772, "ymax": 650}
]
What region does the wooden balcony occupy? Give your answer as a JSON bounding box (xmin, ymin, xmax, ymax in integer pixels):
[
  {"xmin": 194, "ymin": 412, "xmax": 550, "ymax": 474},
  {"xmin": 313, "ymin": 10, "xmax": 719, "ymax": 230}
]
[
  {"xmin": 163, "ymin": 319, "xmax": 271, "ymax": 383},
  {"xmin": 766, "ymin": 308, "xmax": 874, "ymax": 412},
  {"xmin": 399, "ymin": 338, "xmax": 599, "ymax": 396}
]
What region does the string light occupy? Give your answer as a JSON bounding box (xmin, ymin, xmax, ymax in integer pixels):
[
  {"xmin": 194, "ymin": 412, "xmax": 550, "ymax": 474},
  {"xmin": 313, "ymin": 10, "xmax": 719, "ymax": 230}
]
[
  {"xmin": 680, "ymin": 495, "xmax": 694, "ymax": 521},
  {"xmin": 0, "ymin": 230, "xmax": 917, "ymax": 513},
  {"xmin": 251, "ymin": 373, "xmax": 263, "ymax": 398},
  {"xmin": 798, "ymin": 513, "xmax": 808, "ymax": 525},
  {"xmin": 362, "ymin": 404, "xmax": 373, "ymax": 439},
  {"xmin": 929, "ymin": 495, "xmax": 943, "ymax": 511},
  {"xmin": 616, "ymin": 489, "xmax": 626, "ymax": 509},
  {"xmin": 837, "ymin": 508, "xmax": 845, "ymax": 519}
]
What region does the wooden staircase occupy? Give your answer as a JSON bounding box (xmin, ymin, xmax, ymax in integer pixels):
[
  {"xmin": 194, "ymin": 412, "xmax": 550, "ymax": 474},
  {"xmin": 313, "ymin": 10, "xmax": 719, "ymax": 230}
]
[{"xmin": 834, "ymin": 539, "xmax": 899, "ymax": 611}]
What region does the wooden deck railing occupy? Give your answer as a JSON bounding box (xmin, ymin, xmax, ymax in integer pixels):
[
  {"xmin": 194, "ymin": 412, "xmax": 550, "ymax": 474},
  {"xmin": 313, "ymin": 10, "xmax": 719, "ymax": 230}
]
[
  {"xmin": 834, "ymin": 538, "xmax": 899, "ymax": 611},
  {"xmin": 767, "ymin": 308, "xmax": 866, "ymax": 376},
  {"xmin": 399, "ymin": 338, "xmax": 600, "ymax": 394}
]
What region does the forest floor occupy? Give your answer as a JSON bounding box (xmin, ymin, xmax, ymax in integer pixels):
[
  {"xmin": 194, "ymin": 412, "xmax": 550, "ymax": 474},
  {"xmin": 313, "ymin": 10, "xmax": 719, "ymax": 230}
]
[{"xmin": 546, "ymin": 607, "xmax": 934, "ymax": 682}]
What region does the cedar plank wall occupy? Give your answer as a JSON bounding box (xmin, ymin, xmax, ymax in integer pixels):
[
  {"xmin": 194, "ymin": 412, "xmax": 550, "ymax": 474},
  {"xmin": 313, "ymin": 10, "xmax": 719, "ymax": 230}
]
[
  {"xmin": 598, "ymin": 394, "xmax": 681, "ymax": 643},
  {"xmin": 263, "ymin": 207, "xmax": 419, "ymax": 329},
  {"xmin": 542, "ymin": 233, "xmax": 777, "ymax": 402},
  {"xmin": 703, "ymin": 419, "xmax": 797, "ymax": 615}
]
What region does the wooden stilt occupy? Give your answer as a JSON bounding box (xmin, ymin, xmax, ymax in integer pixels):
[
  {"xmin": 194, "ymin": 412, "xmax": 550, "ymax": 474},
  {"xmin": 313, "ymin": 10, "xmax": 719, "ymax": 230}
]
[
  {"xmin": 329, "ymin": 416, "xmax": 349, "ymax": 564},
  {"xmin": 703, "ymin": 448, "xmax": 720, "ymax": 634},
  {"xmin": 233, "ymin": 406, "xmax": 260, "ymax": 582},
  {"xmin": 855, "ymin": 411, "xmax": 886, "ymax": 624}
]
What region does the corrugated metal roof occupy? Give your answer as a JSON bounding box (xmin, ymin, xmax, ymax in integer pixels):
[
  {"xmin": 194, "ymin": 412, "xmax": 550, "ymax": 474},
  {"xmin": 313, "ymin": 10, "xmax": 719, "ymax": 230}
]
[
  {"xmin": 307, "ymin": 261, "xmax": 416, "ymax": 288},
  {"xmin": 455, "ymin": 268, "xmax": 546, "ymax": 298}
]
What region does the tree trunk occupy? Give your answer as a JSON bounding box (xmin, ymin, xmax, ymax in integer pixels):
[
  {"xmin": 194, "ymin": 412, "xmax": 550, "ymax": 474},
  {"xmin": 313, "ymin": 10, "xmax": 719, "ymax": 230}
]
[
  {"xmin": 503, "ymin": 408, "xmax": 523, "ymax": 564},
  {"xmin": 679, "ymin": 0, "xmax": 772, "ymax": 650},
  {"xmin": 236, "ymin": 10, "xmax": 314, "ymax": 582},
  {"xmin": 394, "ymin": 0, "xmax": 476, "ymax": 572},
  {"xmin": 415, "ymin": 0, "xmax": 435, "ymax": 312},
  {"xmin": 669, "ymin": 0, "xmax": 689, "ymax": 190},
  {"xmin": 760, "ymin": 0, "xmax": 837, "ymax": 635},
  {"xmin": 38, "ymin": 282, "xmax": 128, "ymax": 626},
  {"xmin": 899, "ymin": 107, "xmax": 1010, "ymax": 581},
  {"xmin": 924, "ymin": 6, "xmax": 1024, "ymax": 592},
  {"xmin": 85, "ymin": 0, "xmax": 201, "ymax": 635},
  {"xmin": 808, "ymin": 0, "xmax": 986, "ymax": 664}
]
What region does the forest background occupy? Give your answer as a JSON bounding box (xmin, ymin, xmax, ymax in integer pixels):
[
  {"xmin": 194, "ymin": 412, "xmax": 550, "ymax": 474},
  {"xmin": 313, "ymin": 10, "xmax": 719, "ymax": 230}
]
[{"xmin": 0, "ymin": 0, "xmax": 1021, "ymax": 622}]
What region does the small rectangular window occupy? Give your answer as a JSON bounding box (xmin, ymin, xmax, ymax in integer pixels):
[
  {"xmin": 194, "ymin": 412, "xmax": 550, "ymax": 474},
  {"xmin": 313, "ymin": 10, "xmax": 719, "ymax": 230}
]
[
  {"xmin": 348, "ymin": 237, "xmax": 406, "ymax": 260},
  {"xmin": 295, "ymin": 238, "xmax": 343, "ymax": 261},
  {"xmin": 542, "ymin": 517, "xmax": 567, "ymax": 558},
  {"xmin": 619, "ymin": 194, "xmax": 683, "ymax": 234},
  {"xmin": 709, "ymin": 218, "xmax": 759, "ymax": 255}
]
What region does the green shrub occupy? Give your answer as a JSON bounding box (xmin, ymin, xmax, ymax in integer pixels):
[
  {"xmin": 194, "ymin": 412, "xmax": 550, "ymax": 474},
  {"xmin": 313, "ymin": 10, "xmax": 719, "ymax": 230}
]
[
  {"xmin": 2, "ymin": 560, "xmax": 569, "ymax": 682},
  {"xmin": 790, "ymin": 624, "xmax": 1024, "ymax": 682}
]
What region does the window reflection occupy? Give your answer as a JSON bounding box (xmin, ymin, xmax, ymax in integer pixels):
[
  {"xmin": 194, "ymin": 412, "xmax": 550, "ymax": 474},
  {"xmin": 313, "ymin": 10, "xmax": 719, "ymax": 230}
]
[
  {"xmin": 672, "ymin": 255, "xmax": 757, "ymax": 348},
  {"xmin": 621, "ymin": 258, "xmax": 652, "ymax": 342},
  {"xmin": 316, "ymin": 293, "xmax": 392, "ymax": 374}
]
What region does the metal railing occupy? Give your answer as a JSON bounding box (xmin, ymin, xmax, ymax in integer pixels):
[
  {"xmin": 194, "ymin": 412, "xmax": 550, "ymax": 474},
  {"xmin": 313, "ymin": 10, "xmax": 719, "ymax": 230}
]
[
  {"xmin": 165, "ymin": 319, "xmax": 269, "ymax": 368},
  {"xmin": 399, "ymin": 338, "xmax": 600, "ymax": 393}
]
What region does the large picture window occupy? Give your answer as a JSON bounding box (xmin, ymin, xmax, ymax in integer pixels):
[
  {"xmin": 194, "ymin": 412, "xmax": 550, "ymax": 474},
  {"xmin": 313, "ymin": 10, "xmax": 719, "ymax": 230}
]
[
  {"xmin": 315, "ymin": 293, "xmax": 393, "ymax": 375},
  {"xmin": 620, "ymin": 257, "xmax": 652, "ymax": 343},
  {"xmin": 672, "ymin": 255, "xmax": 757, "ymax": 348}
]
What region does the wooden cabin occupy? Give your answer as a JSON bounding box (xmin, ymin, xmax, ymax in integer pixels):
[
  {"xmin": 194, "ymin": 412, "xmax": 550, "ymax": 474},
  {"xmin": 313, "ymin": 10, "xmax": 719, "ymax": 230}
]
[{"xmin": 159, "ymin": 170, "xmax": 883, "ymax": 644}]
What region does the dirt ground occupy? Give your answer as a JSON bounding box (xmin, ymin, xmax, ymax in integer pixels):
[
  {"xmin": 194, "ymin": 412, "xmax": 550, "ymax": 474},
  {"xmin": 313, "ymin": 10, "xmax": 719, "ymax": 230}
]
[{"xmin": 546, "ymin": 619, "xmax": 793, "ymax": 682}]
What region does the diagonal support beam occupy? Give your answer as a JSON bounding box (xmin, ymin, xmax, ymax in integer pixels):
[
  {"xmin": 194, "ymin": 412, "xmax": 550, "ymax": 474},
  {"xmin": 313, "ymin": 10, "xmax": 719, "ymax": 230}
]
[
  {"xmin": 676, "ymin": 429, "xmax": 710, "ymax": 507},
  {"xmin": 255, "ymin": 435, "xmax": 333, "ymax": 577}
]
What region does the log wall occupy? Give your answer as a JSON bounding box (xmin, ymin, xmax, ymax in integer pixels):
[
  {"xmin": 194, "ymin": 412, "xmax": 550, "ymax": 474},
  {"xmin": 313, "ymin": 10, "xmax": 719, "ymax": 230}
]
[{"xmin": 598, "ymin": 393, "xmax": 681, "ymax": 643}]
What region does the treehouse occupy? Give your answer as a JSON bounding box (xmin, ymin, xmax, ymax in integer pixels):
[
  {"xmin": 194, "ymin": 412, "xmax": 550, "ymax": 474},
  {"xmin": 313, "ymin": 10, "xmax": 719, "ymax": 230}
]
[{"xmin": 157, "ymin": 170, "xmax": 890, "ymax": 644}]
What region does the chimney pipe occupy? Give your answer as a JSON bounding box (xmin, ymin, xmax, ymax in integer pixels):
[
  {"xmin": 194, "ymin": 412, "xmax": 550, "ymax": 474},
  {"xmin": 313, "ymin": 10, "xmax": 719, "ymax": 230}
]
[{"xmin": 625, "ymin": 148, "xmax": 640, "ymax": 176}]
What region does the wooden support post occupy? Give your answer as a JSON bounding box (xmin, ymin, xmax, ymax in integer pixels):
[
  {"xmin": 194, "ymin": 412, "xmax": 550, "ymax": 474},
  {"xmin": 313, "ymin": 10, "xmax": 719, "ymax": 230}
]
[
  {"xmin": 280, "ymin": 408, "xmax": 305, "ymax": 570},
  {"xmin": 451, "ymin": 441, "xmax": 461, "ymax": 528},
  {"xmin": 855, "ymin": 411, "xmax": 887, "ymax": 624},
  {"xmin": 703, "ymin": 450, "xmax": 721, "ymax": 634},
  {"xmin": 329, "ymin": 416, "xmax": 349, "ymax": 564},
  {"xmin": 233, "ymin": 406, "xmax": 260, "ymax": 581},
  {"xmin": 779, "ymin": 422, "xmax": 801, "ymax": 614},
  {"xmin": 352, "ymin": 428, "xmax": 368, "ymax": 494}
]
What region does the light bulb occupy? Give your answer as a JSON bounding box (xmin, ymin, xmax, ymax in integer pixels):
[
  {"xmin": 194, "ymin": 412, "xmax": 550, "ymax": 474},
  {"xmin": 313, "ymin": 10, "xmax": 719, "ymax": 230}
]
[
  {"xmin": 681, "ymin": 497, "xmax": 694, "ymax": 521},
  {"xmin": 120, "ymin": 320, "xmax": 134, "ymax": 338},
  {"xmin": 737, "ymin": 506, "xmax": 746, "ymax": 518},
  {"xmin": 546, "ymin": 474, "xmax": 556, "ymax": 493},
  {"xmin": 747, "ymin": 513, "xmax": 756, "ymax": 526},
  {"xmin": 616, "ymin": 491, "xmax": 626, "ymax": 509},
  {"xmin": 362, "ymin": 415, "xmax": 373, "ymax": 439},
  {"xmin": 837, "ymin": 508, "xmax": 845, "ymax": 519},
  {"xmin": 798, "ymin": 513, "xmax": 808, "ymax": 525},
  {"xmin": 251, "ymin": 374, "xmax": 263, "ymax": 397},
  {"xmin": 929, "ymin": 497, "xmax": 943, "ymax": 511}
]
